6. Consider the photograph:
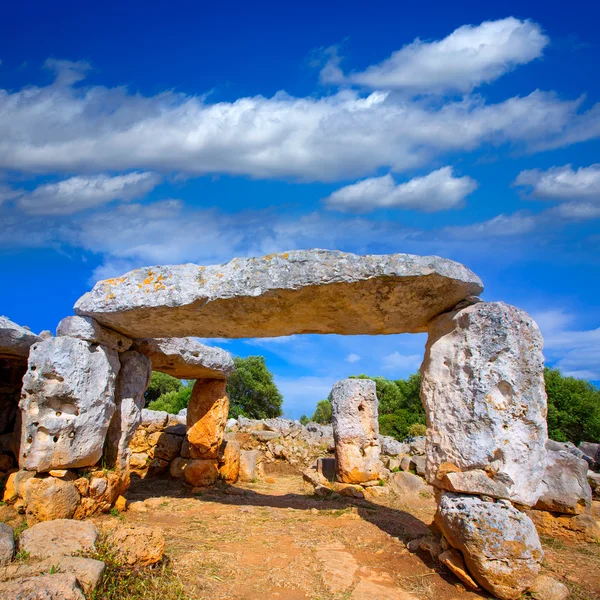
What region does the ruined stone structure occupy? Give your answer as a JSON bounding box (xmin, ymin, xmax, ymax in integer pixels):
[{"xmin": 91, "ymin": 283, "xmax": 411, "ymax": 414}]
[{"xmin": 1, "ymin": 248, "xmax": 595, "ymax": 599}]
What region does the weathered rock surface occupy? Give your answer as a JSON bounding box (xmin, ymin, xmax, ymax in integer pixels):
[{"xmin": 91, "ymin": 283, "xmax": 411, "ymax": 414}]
[
  {"xmin": 438, "ymin": 548, "xmax": 479, "ymax": 590},
  {"xmin": 421, "ymin": 301, "xmax": 547, "ymax": 507},
  {"xmin": 579, "ymin": 441, "xmax": 600, "ymax": 470},
  {"xmin": 140, "ymin": 409, "xmax": 169, "ymax": 432},
  {"xmin": 109, "ymin": 525, "xmax": 165, "ymax": 566},
  {"xmin": 435, "ymin": 493, "xmax": 543, "ymax": 600},
  {"xmin": 379, "ymin": 435, "xmax": 408, "ymax": 457},
  {"xmin": 132, "ymin": 337, "xmax": 234, "ymax": 379},
  {"xmin": 0, "ymin": 315, "xmax": 41, "ymax": 358},
  {"xmin": 104, "ymin": 351, "xmax": 152, "ymax": 474},
  {"xmin": 184, "ymin": 459, "xmax": 219, "ymax": 486},
  {"xmin": 56, "ymin": 315, "xmax": 132, "ymax": 352},
  {"xmin": 20, "ymin": 337, "xmax": 120, "ymax": 471},
  {"xmin": 74, "ymin": 250, "xmax": 484, "ymax": 338},
  {"xmin": 0, "ymin": 573, "xmax": 85, "ymax": 599},
  {"xmin": 0, "ymin": 523, "xmax": 14, "ymax": 565},
  {"xmin": 528, "ymin": 575, "xmax": 569, "ymax": 600},
  {"xmin": 442, "ymin": 469, "xmax": 510, "ymax": 499},
  {"xmin": 24, "ymin": 476, "xmax": 80, "ymax": 524},
  {"xmin": 219, "ymin": 440, "xmax": 240, "ymax": 483},
  {"xmin": 187, "ymin": 379, "xmax": 229, "ymax": 458},
  {"xmin": 535, "ymin": 449, "xmax": 592, "ymax": 514},
  {"xmin": 526, "ymin": 508, "xmax": 600, "ymax": 543},
  {"xmin": 238, "ymin": 450, "xmax": 263, "ymax": 482},
  {"xmin": 388, "ymin": 471, "xmax": 428, "ymax": 496},
  {"xmin": 331, "ymin": 379, "xmax": 382, "ymax": 484},
  {"xmin": 20, "ymin": 519, "xmax": 97, "ymax": 559}
]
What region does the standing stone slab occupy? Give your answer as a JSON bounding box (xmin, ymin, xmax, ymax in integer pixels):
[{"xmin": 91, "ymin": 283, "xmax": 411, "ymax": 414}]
[
  {"xmin": 421, "ymin": 302, "xmax": 547, "ymax": 507},
  {"xmin": 19, "ymin": 337, "xmax": 120, "ymax": 471},
  {"xmin": 74, "ymin": 250, "xmax": 484, "ymax": 339},
  {"xmin": 331, "ymin": 379, "xmax": 382, "ymax": 484},
  {"xmin": 104, "ymin": 351, "xmax": 152, "ymax": 474},
  {"xmin": 132, "ymin": 337, "xmax": 233, "ymax": 379},
  {"xmin": 56, "ymin": 315, "xmax": 132, "ymax": 353},
  {"xmin": 187, "ymin": 379, "xmax": 229, "ymax": 458},
  {"xmin": 435, "ymin": 493, "xmax": 543, "ymax": 600}
]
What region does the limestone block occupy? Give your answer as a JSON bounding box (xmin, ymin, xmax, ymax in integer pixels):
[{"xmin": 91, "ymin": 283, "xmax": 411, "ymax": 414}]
[
  {"xmin": 74, "ymin": 250, "xmax": 483, "ymax": 338},
  {"xmin": 219, "ymin": 440, "xmax": 240, "ymax": 483},
  {"xmin": 56, "ymin": 315, "xmax": 132, "ymax": 352},
  {"xmin": 24, "ymin": 476, "xmax": 81, "ymax": 524},
  {"xmin": 19, "ymin": 337, "xmax": 120, "ymax": 471},
  {"xmin": 3, "ymin": 469, "xmax": 35, "ymax": 502},
  {"xmin": 526, "ymin": 509, "xmax": 600, "ymax": 543},
  {"xmin": 438, "ymin": 548, "xmax": 479, "ymax": 590},
  {"xmin": 129, "ymin": 429, "xmax": 150, "ymax": 453},
  {"xmin": 238, "ymin": 450, "xmax": 263, "ymax": 482},
  {"xmin": 187, "ymin": 379, "xmax": 229, "ymax": 458},
  {"xmin": 379, "ymin": 435, "xmax": 408, "ymax": 456},
  {"xmin": 578, "ymin": 441, "xmax": 600, "ymax": 469},
  {"xmin": 151, "ymin": 432, "xmax": 183, "ymax": 462},
  {"xmin": 184, "ymin": 459, "xmax": 219, "ymax": 486},
  {"xmin": 588, "ymin": 471, "xmax": 600, "ymax": 499},
  {"xmin": 331, "ymin": 379, "xmax": 382, "ymax": 484},
  {"xmin": 442, "ymin": 469, "xmax": 510, "ymax": 499},
  {"xmin": 169, "ymin": 457, "xmax": 190, "ymax": 478},
  {"xmin": 421, "ymin": 301, "xmax": 547, "ymax": 507},
  {"xmin": 141, "ymin": 409, "xmax": 169, "ymax": 432},
  {"xmin": 0, "ymin": 315, "xmax": 41, "ymax": 358},
  {"xmin": 20, "ymin": 519, "xmax": 97, "ymax": 559},
  {"xmin": 535, "ymin": 449, "xmax": 592, "ymax": 514},
  {"xmin": 109, "ymin": 526, "xmax": 165, "ymax": 566},
  {"xmin": 104, "ymin": 350, "xmax": 152, "ymax": 473},
  {"xmin": 0, "ymin": 573, "xmax": 85, "ymax": 599},
  {"xmin": 528, "ymin": 575, "xmax": 569, "ymax": 600},
  {"xmin": 0, "ymin": 523, "xmax": 14, "ymax": 565},
  {"xmin": 435, "ymin": 492, "xmax": 543, "ymax": 599},
  {"xmin": 132, "ymin": 337, "xmax": 233, "ymax": 379},
  {"xmin": 129, "ymin": 453, "xmax": 149, "ymax": 470},
  {"xmin": 316, "ymin": 457, "xmax": 336, "ymax": 481},
  {"xmin": 388, "ymin": 471, "xmax": 427, "ymax": 496}
]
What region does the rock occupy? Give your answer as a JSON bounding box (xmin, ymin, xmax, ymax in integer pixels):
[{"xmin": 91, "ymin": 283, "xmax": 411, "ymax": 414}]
[
  {"xmin": 411, "ymin": 456, "xmax": 426, "ymax": 476},
  {"xmin": 3, "ymin": 469, "xmax": 35, "ymax": 502},
  {"xmin": 421, "ymin": 302, "xmax": 547, "ymax": 507},
  {"xmin": 20, "ymin": 519, "xmax": 97, "ymax": 559},
  {"xmin": 0, "ymin": 315, "xmax": 41, "ymax": 358},
  {"xmin": 331, "ymin": 379, "xmax": 382, "ymax": 484},
  {"xmin": 152, "ymin": 432, "xmax": 183, "ymax": 462},
  {"xmin": 184, "ymin": 459, "xmax": 219, "ymax": 486},
  {"xmin": 535, "ymin": 449, "xmax": 592, "ymax": 514},
  {"xmin": 578, "ymin": 442, "xmax": 600, "ymax": 469},
  {"xmin": 169, "ymin": 457, "xmax": 190, "ymax": 478},
  {"xmin": 0, "ymin": 355, "xmax": 27, "ymax": 435},
  {"xmin": 187, "ymin": 379, "xmax": 229, "ymax": 458},
  {"xmin": 104, "ymin": 350, "xmax": 152, "ymax": 473},
  {"xmin": 335, "ymin": 483, "xmax": 365, "ymax": 499},
  {"xmin": 316, "ymin": 457, "xmax": 336, "ymax": 481},
  {"xmin": 164, "ymin": 423, "xmax": 186, "ymax": 436},
  {"xmin": 388, "ymin": 471, "xmax": 426, "ymax": 496},
  {"xmin": 109, "ymin": 525, "xmax": 165, "ymax": 566},
  {"xmin": 0, "ymin": 523, "xmax": 14, "ymax": 565},
  {"xmin": 24, "ymin": 476, "xmax": 81, "ymax": 524},
  {"xmin": 114, "ymin": 495, "xmax": 127, "ymax": 511},
  {"xmin": 442, "ymin": 469, "xmax": 510, "ymax": 499},
  {"xmin": 74, "ymin": 250, "xmax": 483, "ymax": 338},
  {"xmin": 56, "ymin": 315, "xmax": 132, "ymax": 353},
  {"xmin": 0, "ymin": 573, "xmax": 85, "ymax": 599},
  {"xmin": 141, "ymin": 409, "xmax": 169, "ymax": 432},
  {"xmin": 400, "ymin": 456, "xmax": 412, "ymax": 472},
  {"xmin": 129, "ymin": 452, "xmax": 149, "ymax": 469},
  {"xmin": 219, "ymin": 440, "xmax": 240, "ymax": 483},
  {"xmin": 225, "ymin": 417, "xmax": 237, "ymax": 431},
  {"xmin": 132, "ymin": 337, "xmax": 233, "ymax": 379},
  {"xmin": 528, "ymin": 575, "xmax": 569, "ymax": 600},
  {"xmin": 526, "ymin": 509, "xmax": 600, "ymax": 543},
  {"xmin": 435, "ymin": 492, "xmax": 543, "ymax": 600},
  {"xmin": 439, "ymin": 548, "xmax": 479, "ymax": 590},
  {"xmin": 239, "ymin": 450, "xmax": 263, "ymax": 482},
  {"xmin": 406, "ymin": 436, "xmax": 426, "ymax": 456},
  {"xmin": 19, "ymin": 337, "xmax": 120, "ymax": 471},
  {"xmin": 588, "ymin": 471, "xmax": 600, "ymax": 499},
  {"xmin": 251, "ymin": 430, "xmax": 281, "ymax": 441},
  {"xmin": 379, "ymin": 435, "xmax": 408, "ymax": 457}
]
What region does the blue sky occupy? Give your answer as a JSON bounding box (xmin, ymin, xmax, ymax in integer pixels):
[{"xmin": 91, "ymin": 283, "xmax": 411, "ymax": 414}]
[{"xmin": 1, "ymin": 1, "xmax": 599, "ymax": 418}]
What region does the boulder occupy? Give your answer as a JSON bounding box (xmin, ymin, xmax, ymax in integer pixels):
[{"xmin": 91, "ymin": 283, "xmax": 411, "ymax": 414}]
[
  {"xmin": 435, "ymin": 493, "xmax": 543, "ymax": 600},
  {"xmin": 0, "ymin": 315, "xmax": 41, "ymax": 358},
  {"xmin": 170, "ymin": 457, "xmax": 190, "ymax": 478},
  {"xmin": 410, "ymin": 456, "xmax": 426, "ymax": 477},
  {"xmin": 20, "ymin": 519, "xmax": 97, "ymax": 559},
  {"xmin": 421, "ymin": 302, "xmax": 547, "ymax": 507},
  {"xmin": 331, "ymin": 379, "xmax": 382, "ymax": 484},
  {"xmin": 141, "ymin": 409, "xmax": 169, "ymax": 432},
  {"xmin": 528, "ymin": 575, "xmax": 569, "ymax": 600},
  {"xmin": 578, "ymin": 442, "xmax": 600, "ymax": 470},
  {"xmin": 19, "ymin": 337, "xmax": 120, "ymax": 471},
  {"xmin": 132, "ymin": 337, "xmax": 233, "ymax": 379},
  {"xmin": 588, "ymin": 471, "xmax": 600, "ymax": 499},
  {"xmin": 535, "ymin": 449, "xmax": 592, "ymax": 514},
  {"xmin": 56, "ymin": 315, "xmax": 132, "ymax": 353},
  {"xmin": 0, "ymin": 523, "xmax": 14, "ymax": 565},
  {"xmin": 316, "ymin": 457, "xmax": 336, "ymax": 481},
  {"xmin": 0, "ymin": 573, "xmax": 85, "ymax": 599},
  {"xmin": 388, "ymin": 471, "xmax": 427, "ymax": 496},
  {"xmin": 109, "ymin": 526, "xmax": 165, "ymax": 566},
  {"xmin": 184, "ymin": 459, "xmax": 219, "ymax": 487},
  {"xmin": 74, "ymin": 250, "xmax": 483, "ymax": 338},
  {"xmin": 379, "ymin": 435, "xmax": 408, "ymax": 457},
  {"xmin": 219, "ymin": 440, "xmax": 240, "ymax": 483},
  {"xmin": 526, "ymin": 509, "xmax": 600, "ymax": 543},
  {"xmin": 151, "ymin": 432, "xmax": 183, "ymax": 462},
  {"xmin": 239, "ymin": 450, "xmax": 263, "ymax": 482},
  {"xmin": 187, "ymin": 379, "xmax": 229, "ymax": 458},
  {"xmin": 24, "ymin": 476, "xmax": 81, "ymax": 524},
  {"xmin": 406, "ymin": 436, "xmax": 426, "ymax": 456},
  {"xmin": 3, "ymin": 469, "xmax": 35, "ymax": 502},
  {"xmin": 441, "ymin": 469, "xmax": 510, "ymax": 499},
  {"xmin": 104, "ymin": 350, "xmax": 152, "ymax": 473}
]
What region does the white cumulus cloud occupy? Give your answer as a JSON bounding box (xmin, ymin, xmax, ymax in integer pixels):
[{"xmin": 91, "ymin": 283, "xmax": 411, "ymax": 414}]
[
  {"xmin": 17, "ymin": 172, "xmax": 161, "ymax": 215},
  {"xmin": 345, "ymin": 353, "xmax": 361, "ymax": 363},
  {"xmin": 322, "ymin": 17, "xmax": 548, "ymax": 94},
  {"xmin": 515, "ymin": 164, "xmax": 600, "ymax": 201},
  {"xmin": 324, "ymin": 166, "xmax": 477, "ymax": 213}
]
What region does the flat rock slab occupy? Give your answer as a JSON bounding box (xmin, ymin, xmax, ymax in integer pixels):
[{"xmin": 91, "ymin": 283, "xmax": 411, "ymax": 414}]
[
  {"xmin": 20, "ymin": 519, "xmax": 98, "ymax": 559},
  {"xmin": 132, "ymin": 337, "xmax": 234, "ymax": 379},
  {"xmin": 74, "ymin": 250, "xmax": 483, "ymax": 338},
  {"xmin": 0, "ymin": 315, "xmax": 41, "ymax": 358}
]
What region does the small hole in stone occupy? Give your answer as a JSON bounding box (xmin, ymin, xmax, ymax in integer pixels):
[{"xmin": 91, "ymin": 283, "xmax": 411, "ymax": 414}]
[
  {"xmin": 74, "ymin": 409, "xmax": 80, "ymax": 416},
  {"xmin": 31, "ymin": 366, "xmax": 37, "ymax": 371},
  {"xmin": 358, "ymin": 404, "xmax": 365, "ymax": 412},
  {"xmin": 56, "ymin": 411, "xmax": 62, "ymax": 417},
  {"xmin": 53, "ymin": 436, "xmax": 59, "ymax": 443},
  {"xmin": 69, "ymin": 431, "xmax": 75, "ymax": 438}
]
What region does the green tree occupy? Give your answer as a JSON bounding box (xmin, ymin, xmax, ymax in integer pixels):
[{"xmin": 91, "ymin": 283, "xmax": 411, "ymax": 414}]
[
  {"xmin": 299, "ymin": 414, "xmax": 309, "ymax": 425},
  {"xmin": 545, "ymin": 367, "xmax": 600, "ymax": 444},
  {"xmin": 227, "ymin": 356, "xmax": 283, "ymax": 419},
  {"xmin": 311, "ymin": 399, "xmax": 332, "ymax": 424},
  {"xmin": 148, "ymin": 381, "xmax": 194, "ymax": 414},
  {"xmin": 144, "ymin": 372, "xmax": 182, "ymax": 406}
]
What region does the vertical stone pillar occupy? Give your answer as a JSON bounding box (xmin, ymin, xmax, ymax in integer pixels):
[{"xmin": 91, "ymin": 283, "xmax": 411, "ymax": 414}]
[
  {"xmin": 420, "ymin": 301, "xmax": 547, "ymax": 599},
  {"xmin": 104, "ymin": 350, "xmax": 152, "ymax": 477},
  {"xmin": 330, "ymin": 379, "xmax": 382, "ymax": 484},
  {"xmin": 184, "ymin": 378, "xmax": 229, "ymax": 486}
]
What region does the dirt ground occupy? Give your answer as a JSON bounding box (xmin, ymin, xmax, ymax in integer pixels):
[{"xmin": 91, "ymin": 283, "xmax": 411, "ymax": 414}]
[{"xmin": 94, "ymin": 471, "xmax": 600, "ymax": 600}]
